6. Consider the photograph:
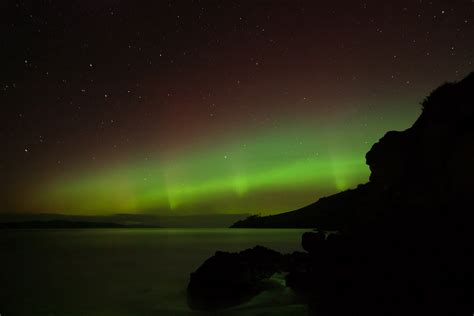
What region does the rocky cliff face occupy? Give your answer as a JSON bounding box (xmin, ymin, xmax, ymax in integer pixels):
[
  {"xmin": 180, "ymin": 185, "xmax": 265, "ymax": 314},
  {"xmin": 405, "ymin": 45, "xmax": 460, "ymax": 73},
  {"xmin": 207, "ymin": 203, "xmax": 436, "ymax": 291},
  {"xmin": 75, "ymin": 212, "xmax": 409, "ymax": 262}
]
[{"xmin": 367, "ymin": 72, "xmax": 474, "ymax": 204}]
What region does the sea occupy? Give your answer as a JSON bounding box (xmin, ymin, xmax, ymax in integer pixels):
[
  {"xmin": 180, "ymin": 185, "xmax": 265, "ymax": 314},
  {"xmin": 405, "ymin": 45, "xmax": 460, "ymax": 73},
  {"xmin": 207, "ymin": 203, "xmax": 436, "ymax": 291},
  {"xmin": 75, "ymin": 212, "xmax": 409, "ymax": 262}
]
[{"xmin": 0, "ymin": 228, "xmax": 311, "ymax": 316}]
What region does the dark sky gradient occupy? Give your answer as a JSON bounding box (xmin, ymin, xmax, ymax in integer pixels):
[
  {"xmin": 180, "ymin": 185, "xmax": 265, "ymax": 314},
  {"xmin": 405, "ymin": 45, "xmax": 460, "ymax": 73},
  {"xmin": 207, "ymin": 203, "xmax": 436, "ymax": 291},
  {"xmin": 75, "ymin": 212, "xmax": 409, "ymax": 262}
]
[{"xmin": 1, "ymin": 1, "xmax": 473, "ymax": 215}]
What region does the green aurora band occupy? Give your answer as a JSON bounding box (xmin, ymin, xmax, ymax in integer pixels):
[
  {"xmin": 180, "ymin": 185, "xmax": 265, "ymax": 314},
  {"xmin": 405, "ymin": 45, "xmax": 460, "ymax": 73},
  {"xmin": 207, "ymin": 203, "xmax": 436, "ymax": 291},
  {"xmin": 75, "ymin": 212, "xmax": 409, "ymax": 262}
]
[{"xmin": 26, "ymin": 104, "xmax": 419, "ymax": 216}]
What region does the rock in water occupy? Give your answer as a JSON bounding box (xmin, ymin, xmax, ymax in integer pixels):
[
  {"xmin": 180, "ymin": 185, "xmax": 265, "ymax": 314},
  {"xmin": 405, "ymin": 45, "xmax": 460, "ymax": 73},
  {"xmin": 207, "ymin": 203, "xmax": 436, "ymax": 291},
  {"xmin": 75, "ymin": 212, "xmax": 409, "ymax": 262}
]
[{"xmin": 187, "ymin": 245, "xmax": 284, "ymax": 310}]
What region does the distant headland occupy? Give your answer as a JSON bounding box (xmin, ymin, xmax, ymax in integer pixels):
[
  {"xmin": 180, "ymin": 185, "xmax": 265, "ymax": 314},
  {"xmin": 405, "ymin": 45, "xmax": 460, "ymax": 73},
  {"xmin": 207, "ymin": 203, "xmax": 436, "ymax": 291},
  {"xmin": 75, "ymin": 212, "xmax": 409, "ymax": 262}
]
[
  {"xmin": 0, "ymin": 220, "xmax": 159, "ymax": 229},
  {"xmin": 0, "ymin": 213, "xmax": 250, "ymax": 229}
]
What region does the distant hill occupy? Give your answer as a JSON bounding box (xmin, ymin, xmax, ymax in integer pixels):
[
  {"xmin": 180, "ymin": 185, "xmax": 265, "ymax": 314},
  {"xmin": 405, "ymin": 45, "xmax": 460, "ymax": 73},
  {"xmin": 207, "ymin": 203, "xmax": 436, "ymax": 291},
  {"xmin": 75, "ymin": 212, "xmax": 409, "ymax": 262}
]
[
  {"xmin": 0, "ymin": 220, "xmax": 132, "ymax": 229},
  {"xmin": 0, "ymin": 213, "xmax": 250, "ymax": 228},
  {"xmin": 232, "ymin": 72, "xmax": 474, "ymax": 230},
  {"xmin": 0, "ymin": 220, "xmax": 164, "ymax": 229}
]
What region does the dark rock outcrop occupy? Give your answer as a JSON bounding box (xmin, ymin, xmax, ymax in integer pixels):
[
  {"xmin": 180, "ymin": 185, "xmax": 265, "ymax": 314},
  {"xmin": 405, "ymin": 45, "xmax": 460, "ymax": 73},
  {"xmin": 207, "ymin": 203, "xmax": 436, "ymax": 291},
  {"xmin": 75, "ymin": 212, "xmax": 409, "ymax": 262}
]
[
  {"xmin": 285, "ymin": 73, "xmax": 474, "ymax": 315},
  {"xmin": 187, "ymin": 245, "xmax": 284, "ymax": 310}
]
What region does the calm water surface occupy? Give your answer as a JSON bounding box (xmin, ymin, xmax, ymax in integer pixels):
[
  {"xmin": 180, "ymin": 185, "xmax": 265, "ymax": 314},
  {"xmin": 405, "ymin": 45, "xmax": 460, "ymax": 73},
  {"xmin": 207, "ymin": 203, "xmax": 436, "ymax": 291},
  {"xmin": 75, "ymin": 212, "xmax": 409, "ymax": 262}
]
[{"xmin": 0, "ymin": 228, "xmax": 310, "ymax": 316}]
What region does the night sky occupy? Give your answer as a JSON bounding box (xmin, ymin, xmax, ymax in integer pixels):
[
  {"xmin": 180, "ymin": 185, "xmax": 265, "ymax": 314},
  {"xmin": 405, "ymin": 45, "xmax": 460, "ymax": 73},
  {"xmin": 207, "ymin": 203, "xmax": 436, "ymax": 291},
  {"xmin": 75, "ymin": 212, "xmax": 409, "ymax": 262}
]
[{"xmin": 1, "ymin": 1, "xmax": 473, "ymax": 216}]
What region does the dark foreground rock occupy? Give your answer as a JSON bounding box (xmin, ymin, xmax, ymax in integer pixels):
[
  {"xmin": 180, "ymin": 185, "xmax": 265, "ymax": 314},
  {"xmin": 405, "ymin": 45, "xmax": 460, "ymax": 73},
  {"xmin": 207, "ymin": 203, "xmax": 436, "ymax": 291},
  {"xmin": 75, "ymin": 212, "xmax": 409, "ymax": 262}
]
[
  {"xmin": 188, "ymin": 229, "xmax": 472, "ymax": 315},
  {"xmin": 287, "ymin": 230, "xmax": 473, "ymax": 316},
  {"xmin": 187, "ymin": 246, "xmax": 285, "ymax": 310},
  {"xmin": 314, "ymin": 72, "xmax": 474, "ymax": 315}
]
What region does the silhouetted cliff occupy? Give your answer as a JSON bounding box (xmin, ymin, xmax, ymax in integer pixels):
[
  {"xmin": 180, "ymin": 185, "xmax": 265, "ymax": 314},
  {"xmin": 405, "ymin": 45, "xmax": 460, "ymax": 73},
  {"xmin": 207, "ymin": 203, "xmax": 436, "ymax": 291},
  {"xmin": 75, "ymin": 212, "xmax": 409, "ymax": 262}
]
[{"xmin": 232, "ymin": 72, "xmax": 474, "ymax": 231}]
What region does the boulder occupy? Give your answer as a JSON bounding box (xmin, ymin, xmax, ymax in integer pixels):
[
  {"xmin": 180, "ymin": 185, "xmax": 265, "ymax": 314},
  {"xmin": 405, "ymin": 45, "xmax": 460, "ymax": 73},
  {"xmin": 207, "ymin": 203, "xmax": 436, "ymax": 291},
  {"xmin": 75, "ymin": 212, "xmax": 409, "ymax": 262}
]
[{"xmin": 187, "ymin": 245, "xmax": 284, "ymax": 310}]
